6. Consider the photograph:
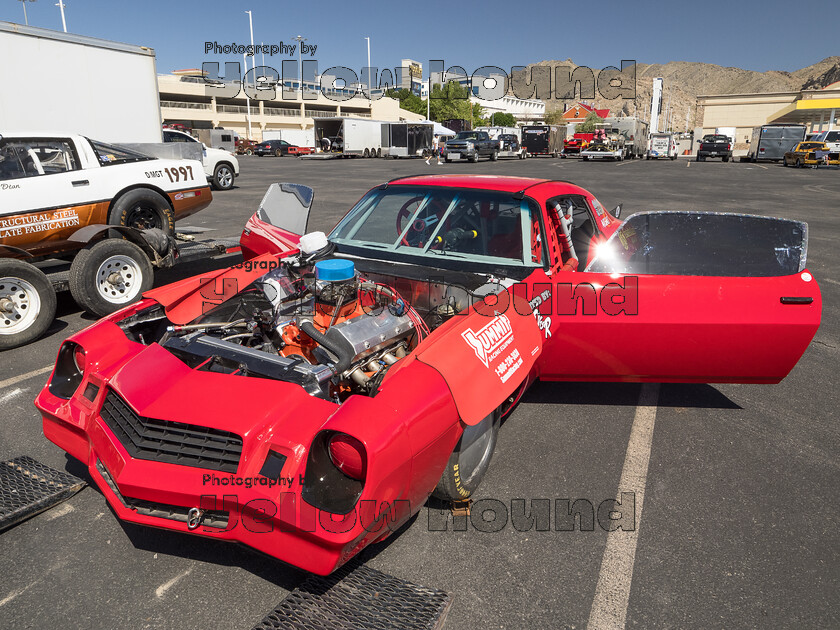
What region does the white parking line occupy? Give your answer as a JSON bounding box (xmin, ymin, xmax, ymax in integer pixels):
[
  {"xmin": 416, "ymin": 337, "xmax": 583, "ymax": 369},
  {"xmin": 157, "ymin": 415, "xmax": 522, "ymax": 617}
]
[
  {"xmin": 0, "ymin": 387, "xmax": 25, "ymax": 404},
  {"xmin": 0, "ymin": 365, "xmax": 52, "ymax": 391},
  {"xmin": 587, "ymin": 382, "xmax": 661, "ymax": 630},
  {"xmin": 155, "ymin": 567, "xmax": 193, "ymax": 598},
  {"xmin": 822, "ymin": 278, "xmax": 840, "ymax": 286}
]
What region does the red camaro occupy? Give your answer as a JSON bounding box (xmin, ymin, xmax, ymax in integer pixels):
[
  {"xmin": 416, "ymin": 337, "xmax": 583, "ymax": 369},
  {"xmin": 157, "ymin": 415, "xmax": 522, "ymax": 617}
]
[{"xmin": 35, "ymin": 176, "xmax": 821, "ymax": 574}]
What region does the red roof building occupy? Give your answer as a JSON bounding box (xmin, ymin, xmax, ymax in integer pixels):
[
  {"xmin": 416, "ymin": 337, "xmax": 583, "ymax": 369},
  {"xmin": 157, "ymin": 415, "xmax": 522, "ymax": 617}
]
[{"xmin": 562, "ymin": 102, "xmax": 610, "ymax": 122}]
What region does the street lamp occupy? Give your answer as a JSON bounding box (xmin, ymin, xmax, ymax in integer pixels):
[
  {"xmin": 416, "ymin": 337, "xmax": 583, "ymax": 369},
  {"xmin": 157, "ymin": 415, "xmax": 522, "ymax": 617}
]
[
  {"xmin": 294, "ymin": 35, "xmax": 306, "ymax": 94},
  {"xmin": 18, "ymin": 0, "xmax": 35, "ymax": 26},
  {"xmin": 55, "ymin": 0, "xmax": 66, "ymax": 32},
  {"xmin": 364, "ymin": 37, "xmax": 371, "ymax": 101}
]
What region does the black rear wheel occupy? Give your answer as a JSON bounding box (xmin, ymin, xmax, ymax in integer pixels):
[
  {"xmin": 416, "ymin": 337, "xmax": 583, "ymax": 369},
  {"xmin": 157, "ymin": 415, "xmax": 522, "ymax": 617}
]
[
  {"xmin": 433, "ymin": 408, "xmax": 501, "ymax": 501},
  {"xmin": 108, "ymin": 189, "xmax": 174, "ymax": 236}
]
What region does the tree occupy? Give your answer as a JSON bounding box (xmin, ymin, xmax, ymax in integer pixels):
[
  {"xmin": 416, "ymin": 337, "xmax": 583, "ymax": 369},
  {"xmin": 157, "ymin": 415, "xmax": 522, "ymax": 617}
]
[
  {"xmin": 544, "ymin": 109, "xmax": 565, "ymax": 125},
  {"xmin": 486, "ymin": 112, "xmax": 517, "ymax": 127},
  {"xmin": 576, "ymin": 111, "xmax": 603, "ymax": 133},
  {"xmin": 386, "ymin": 88, "xmax": 426, "ymax": 116},
  {"xmin": 428, "ymin": 80, "xmax": 481, "ymax": 123}
]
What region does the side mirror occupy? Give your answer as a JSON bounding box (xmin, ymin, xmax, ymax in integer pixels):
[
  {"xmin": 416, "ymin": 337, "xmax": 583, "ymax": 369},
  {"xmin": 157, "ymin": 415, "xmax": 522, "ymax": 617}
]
[{"xmin": 612, "ymin": 204, "xmax": 622, "ymax": 219}]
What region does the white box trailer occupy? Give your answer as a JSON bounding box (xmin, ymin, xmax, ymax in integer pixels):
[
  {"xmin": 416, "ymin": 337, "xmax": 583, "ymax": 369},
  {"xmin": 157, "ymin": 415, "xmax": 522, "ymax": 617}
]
[
  {"xmin": 195, "ymin": 129, "xmax": 236, "ymax": 152},
  {"xmin": 0, "ymin": 21, "xmax": 163, "ymax": 144},
  {"xmin": 647, "ymin": 132, "xmax": 678, "ymax": 160},
  {"xmin": 313, "ymin": 118, "xmax": 384, "ymax": 157},
  {"xmin": 606, "ymin": 117, "xmax": 649, "ymax": 159},
  {"xmin": 382, "ymin": 122, "xmax": 434, "ymax": 158},
  {"xmin": 262, "ymin": 128, "xmax": 316, "ymax": 147},
  {"xmin": 716, "ymin": 127, "xmax": 737, "ymax": 147}
]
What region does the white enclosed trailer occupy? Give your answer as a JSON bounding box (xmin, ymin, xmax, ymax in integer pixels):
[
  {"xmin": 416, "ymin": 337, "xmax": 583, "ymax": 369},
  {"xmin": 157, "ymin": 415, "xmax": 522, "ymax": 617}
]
[
  {"xmin": 0, "ymin": 21, "xmax": 163, "ymax": 144},
  {"xmin": 313, "ymin": 118, "xmax": 384, "ymax": 157}
]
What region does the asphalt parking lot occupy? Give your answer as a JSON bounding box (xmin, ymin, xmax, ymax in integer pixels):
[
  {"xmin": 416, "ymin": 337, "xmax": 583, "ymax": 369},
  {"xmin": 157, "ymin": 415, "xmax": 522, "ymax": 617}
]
[{"xmin": 1, "ymin": 154, "xmax": 837, "ymax": 629}]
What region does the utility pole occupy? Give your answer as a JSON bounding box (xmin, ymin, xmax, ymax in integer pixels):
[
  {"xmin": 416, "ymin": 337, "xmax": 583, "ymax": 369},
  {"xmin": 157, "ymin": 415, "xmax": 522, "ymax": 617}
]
[{"xmin": 243, "ymin": 52, "xmax": 252, "ymax": 140}]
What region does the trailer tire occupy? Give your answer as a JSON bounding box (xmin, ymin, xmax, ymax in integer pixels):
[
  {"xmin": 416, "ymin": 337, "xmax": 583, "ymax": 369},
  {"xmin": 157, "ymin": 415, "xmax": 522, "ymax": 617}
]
[
  {"xmin": 69, "ymin": 239, "xmax": 154, "ymax": 318},
  {"xmin": 376, "ymin": 148, "xmax": 381, "ymax": 158},
  {"xmin": 109, "ymin": 188, "xmax": 174, "ymax": 237},
  {"xmin": 0, "ymin": 260, "xmax": 57, "ymax": 350},
  {"xmin": 432, "ymin": 407, "xmax": 501, "ymax": 501},
  {"xmin": 363, "ymin": 148, "xmax": 370, "ymax": 158}
]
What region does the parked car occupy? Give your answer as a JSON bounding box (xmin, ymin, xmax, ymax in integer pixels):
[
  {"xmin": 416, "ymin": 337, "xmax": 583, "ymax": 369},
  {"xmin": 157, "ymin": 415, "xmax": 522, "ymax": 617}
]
[
  {"xmin": 809, "ymin": 130, "xmax": 840, "ymax": 153},
  {"xmin": 0, "ymin": 132, "xmax": 212, "ymax": 348},
  {"xmin": 163, "ymin": 129, "xmax": 239, "ymax": 190},
  {"xmin": 783, "ymin": 141, "xmax": 840, "ymax": 167},
  {"xmin": 36, "ymin": 176, "xmax": 821, "ymax": 575},
  {"xmin": 696, "ymin": 135, "xmax": 732, "ymax": 162},
  {"xmin": 254, "ymin": 139, "xmax": 314, "ymax": 157},
  {"xmin": 236, "ymin": 139, "xmax": 258, "ymax": 155},
  {"xmin": 444, "ymin": 131, "xmax": 500, "ymax": 162}
]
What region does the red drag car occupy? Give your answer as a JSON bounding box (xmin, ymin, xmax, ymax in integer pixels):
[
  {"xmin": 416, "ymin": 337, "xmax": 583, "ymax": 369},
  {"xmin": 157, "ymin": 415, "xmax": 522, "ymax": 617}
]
[{"xmin": 36, "ymin": 176, "xmax": 821, "ymax": 575}]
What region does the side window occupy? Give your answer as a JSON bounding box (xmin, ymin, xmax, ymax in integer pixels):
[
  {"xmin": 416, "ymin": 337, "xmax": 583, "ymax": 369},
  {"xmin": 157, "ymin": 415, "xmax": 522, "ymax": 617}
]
[{"xmin": 0, "ymin": 139, "xmax": 79, "ymax": 180}]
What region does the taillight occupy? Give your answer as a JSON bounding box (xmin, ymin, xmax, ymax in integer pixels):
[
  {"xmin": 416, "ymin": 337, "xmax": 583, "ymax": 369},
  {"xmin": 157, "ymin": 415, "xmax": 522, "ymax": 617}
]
[
  {"xmin": 727, "ymin": 144, "xmax": 731, "ymax": 150},
  {"xmin": 48, "ymin": 341, "xmax": 86, "ymax": 399},
  {"xmin": 327, "ymin": 434, "xmax": 366, "ymax": 480}
]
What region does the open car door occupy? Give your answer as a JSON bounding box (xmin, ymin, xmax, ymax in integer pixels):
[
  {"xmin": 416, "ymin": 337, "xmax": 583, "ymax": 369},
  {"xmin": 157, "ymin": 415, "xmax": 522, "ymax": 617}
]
[
  {"xmin": 240, "ymin": 183, "xmax": 313, "ymax": 259},
  {"xmin": 533, "ymin": 212, "xmax": 821, "ymax": 384}
]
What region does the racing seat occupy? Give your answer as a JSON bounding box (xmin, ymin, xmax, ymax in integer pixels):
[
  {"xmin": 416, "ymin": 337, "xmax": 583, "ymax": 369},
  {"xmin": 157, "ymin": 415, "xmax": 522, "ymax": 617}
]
[{"xmin": 571, "ymin": 216, "xmax": 595, "ymax": 267}]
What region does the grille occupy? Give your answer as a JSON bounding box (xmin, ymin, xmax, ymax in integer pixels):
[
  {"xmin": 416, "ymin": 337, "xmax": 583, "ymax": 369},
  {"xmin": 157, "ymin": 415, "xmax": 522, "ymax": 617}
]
[
  {"xmin": 99, "ymin": 389, "xmax": 243, "ymax": 473},
  {"xmin": 96, "ymin": 460, "xmax": 229, "ymax": 529}
]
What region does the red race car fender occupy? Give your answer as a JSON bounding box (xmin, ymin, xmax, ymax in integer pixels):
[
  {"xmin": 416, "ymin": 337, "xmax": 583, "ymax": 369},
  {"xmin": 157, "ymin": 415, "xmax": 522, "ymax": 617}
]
[{"xmin": 415, "ymin": 291, "xmax": 542, "ymax": 425}]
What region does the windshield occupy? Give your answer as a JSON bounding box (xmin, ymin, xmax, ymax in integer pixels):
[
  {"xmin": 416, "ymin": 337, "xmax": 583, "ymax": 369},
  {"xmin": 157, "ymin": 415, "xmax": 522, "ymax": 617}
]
[
  {"xmin": 454, "ymin": 132, "xmax": 480, "ymax": 140},
  {"xmin": 88, "ymin": 139, "xmax": 152, "ymax": 165},
  {"xmin": 586, "ymin": 212, "xmax": 807, "ymax": 276},
  {"xmin": 329, "ymin": 186, "xmax": 544, "ymax": 268}
]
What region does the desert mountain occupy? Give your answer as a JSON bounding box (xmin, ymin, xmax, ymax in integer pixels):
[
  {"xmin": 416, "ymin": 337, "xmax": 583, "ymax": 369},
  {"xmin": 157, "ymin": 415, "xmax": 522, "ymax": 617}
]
[{"xmin": 512, "ymin": 57, "xmax": 840, "ymax": 131}]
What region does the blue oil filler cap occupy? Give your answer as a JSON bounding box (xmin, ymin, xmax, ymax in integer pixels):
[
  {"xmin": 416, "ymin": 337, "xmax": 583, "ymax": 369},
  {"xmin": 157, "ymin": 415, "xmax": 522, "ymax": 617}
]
[{"xmin": 314, "ymin": 259, "xmax": 355, "ymax": 282}]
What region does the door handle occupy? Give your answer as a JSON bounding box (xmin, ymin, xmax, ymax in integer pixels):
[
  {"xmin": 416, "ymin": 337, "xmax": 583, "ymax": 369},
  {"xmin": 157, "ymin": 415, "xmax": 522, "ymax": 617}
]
[
  {"xmin": 780, "ymin": 297, "xmax": 813, "ymax": 305},
  {"xmin": 72, "ymin": 179, "xmax": 89, "ymax": 186}
]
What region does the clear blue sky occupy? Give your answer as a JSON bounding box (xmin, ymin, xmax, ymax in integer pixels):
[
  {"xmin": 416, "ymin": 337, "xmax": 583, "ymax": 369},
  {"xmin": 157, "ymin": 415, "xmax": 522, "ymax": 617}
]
[{"xmin": 2, "ymin": 0, "xmax": 836, "ymax": 77}]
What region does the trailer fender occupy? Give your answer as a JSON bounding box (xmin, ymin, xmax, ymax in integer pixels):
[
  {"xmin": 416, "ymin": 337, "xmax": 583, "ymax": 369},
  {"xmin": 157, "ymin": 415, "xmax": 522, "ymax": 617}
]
[
  {"xmin": 68, "ymin": 225, "xmax": 168, "ymax": 265},
  {"xmin": 0, "ymin": 245, "xmax": 34, "ymax": 260}
]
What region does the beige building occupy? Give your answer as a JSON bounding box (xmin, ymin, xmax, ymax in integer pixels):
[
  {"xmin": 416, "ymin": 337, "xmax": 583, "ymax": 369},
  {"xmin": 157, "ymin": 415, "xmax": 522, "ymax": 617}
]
[
  {"xmin": 158, "ymin": 71, "xmax": 424, "ymax": 142},
  {"xmin": 698, "ymin": 84, "xmax": 840, "ymax": 146}
]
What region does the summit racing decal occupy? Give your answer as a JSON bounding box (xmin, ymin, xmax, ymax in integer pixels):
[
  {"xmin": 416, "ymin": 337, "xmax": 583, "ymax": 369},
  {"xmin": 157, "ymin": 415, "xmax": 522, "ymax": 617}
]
[{"xmin": 461, "ymin": 314, "xmax": 514, "ymax": 368}]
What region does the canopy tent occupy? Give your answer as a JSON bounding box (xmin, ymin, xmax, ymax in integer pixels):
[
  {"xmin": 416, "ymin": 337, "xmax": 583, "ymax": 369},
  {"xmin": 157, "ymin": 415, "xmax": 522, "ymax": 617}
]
[{"xmin": 420, "ymin": 120, "xmax": 456, "ymax": 136}]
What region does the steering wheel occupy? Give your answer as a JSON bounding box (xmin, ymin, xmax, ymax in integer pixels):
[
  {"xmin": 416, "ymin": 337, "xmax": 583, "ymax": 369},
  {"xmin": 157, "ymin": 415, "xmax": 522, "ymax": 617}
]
[{"xmin": 395, "ymin": 196, "xmax": 448, "ymax": 247}]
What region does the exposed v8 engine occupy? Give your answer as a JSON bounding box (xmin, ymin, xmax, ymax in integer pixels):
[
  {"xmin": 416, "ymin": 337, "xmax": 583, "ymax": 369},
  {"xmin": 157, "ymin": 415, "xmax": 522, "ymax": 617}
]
[{"xmin": 146, "ymin": 257, "xmax": 426, "ymax": 401}]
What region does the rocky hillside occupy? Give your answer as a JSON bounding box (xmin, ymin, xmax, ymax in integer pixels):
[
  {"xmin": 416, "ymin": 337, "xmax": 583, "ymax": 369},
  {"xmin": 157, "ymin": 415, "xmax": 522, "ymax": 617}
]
[{"xmin": 512, "ymin": 57, "xmax": 840, "ymax": 131}]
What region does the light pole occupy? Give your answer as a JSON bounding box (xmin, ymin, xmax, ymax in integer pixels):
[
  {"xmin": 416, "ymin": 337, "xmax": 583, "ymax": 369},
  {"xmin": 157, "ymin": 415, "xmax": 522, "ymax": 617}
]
[
  {"xmin": 364, "ymin": 37, "xmax": 371, "ymax": 101},
  {"xmin": 18, "ymin": 0, "xmax": 35, "ymax": 26},
  {"xmin": 55, "ymin": 0, "xmax": 66, "ymax": 32},
  {"xmin": 245, "ymin": 10, "xmax": 255, "ymax": 78},
  {"xmin": 294, "ymin": 35, "xmax": 306, "ymax": 94},
  {"xmin": 244, "ymin": 52, "xmax": 252, "ymax": 140}
]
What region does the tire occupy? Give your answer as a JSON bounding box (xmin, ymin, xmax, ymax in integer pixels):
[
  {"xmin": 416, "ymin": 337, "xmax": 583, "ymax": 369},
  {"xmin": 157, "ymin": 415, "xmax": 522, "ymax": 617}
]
[
  {"xmin": 445, "ymin": 157, "xmax": 452, "ymax": 163},
  {"xmin": 796, "ymin": 159, "xmax": 803, "ymax": 168},
  {"xmin": 469, "ymin": 153, "xmax": 479, "ymax": 163},
  {"xmin": 490, "ymin": 150, "xmax": 498, "ymax": 161},
  {"xmin": 376, "ymin": 148, "xmax": 381, "ymax": 158},
  {"xmin": 212, "ymin": 163, "xmax": 235, "ymax": 190},
  {"xmin": 432, "ymin": 407, "xmax": 501, "ymax": 501},
  {"xmin": 0, "ymin": 260, "xmax": 57, "ymax": 350},
  {"xmin": 722, "ymin": 156, "xmax": 730, "ymax": 163},
  {"xmin": 69, "ymin": 239, "xmax": 154, "ymax": 318},
  {"xmin": 363, "ymin": 148, "xmax": 370, "ymax": 158},
  {"xmin": 108, "ymin": 189, "xmax": 174, "ymax": 236},
  {"xmin": 245, "ymin": 149, "xmax": 253, "ymax": 156},
  {"xmin": 783, "ymin": 157, "xmax": 789, "ymax": 167},
  {"xmin": 274, "ymin": 149, "xmax": 282, "ymax": 157},
  {"xmin": 646, "ymin": 155, "xmax": 650, "ymax": 160}
]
